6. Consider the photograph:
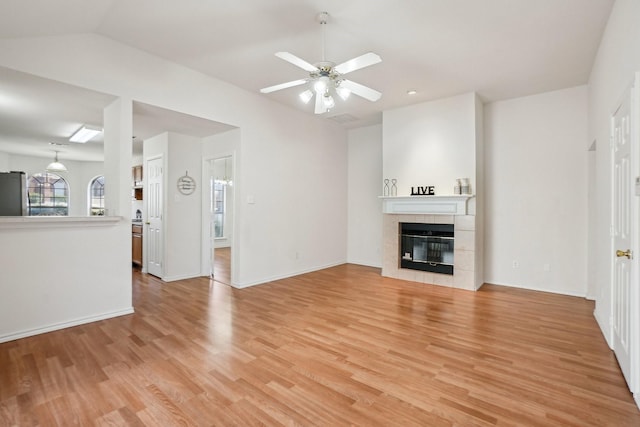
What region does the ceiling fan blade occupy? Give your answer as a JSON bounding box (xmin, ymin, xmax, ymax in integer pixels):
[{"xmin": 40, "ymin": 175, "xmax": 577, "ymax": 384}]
[
  {"xmin": 340, "ymin": 79, "xmax": 382, "ymax": 102},
  {"xmin": 275, "ymin": 52, "xmax": 318, "ymax": 72},
  {"xmin": 314, "ymin": 91, "xmax": 325, "ymax": 114},
  {"xmin": 334, "ymin": 52, "xmax": 382, "ymax": 75},
  {"xmin": 260, "ymin": 79, "xmax": 307, "ymax": 94}
]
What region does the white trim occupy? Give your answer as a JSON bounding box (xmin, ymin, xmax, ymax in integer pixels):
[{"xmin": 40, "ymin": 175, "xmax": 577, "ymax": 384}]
[
  {"xmin": 485, "ymin": 280, "xmax": 587, "ymax": 298},
  {"xmin": 0, "ymin": 215, "xmax": 122, "ymax": 229},
  {"xmin": 233, "ymin": 261, "xmax": 345, "ymax": 289},
  {"xmin": 631, "ymin": 72, "xmax": 640, "ymax": 396},
  {"xmin": 594, "ymin": 309, "xmax": 614, "ymax": 349},
  {"xmin": 380, "ymin": 195, "xmax": 474, "ymax": 215},
  {"xmin": 161, "ymin": 273, "xmax": 203, "ymax": 282},
  {"xmin": 0, "ymin": 307, "xmax": 134, "ymax": 344}
]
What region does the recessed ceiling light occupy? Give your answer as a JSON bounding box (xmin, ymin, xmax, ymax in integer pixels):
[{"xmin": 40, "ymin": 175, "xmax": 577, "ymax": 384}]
[
  {"xmin": 69, "ymin": 125, "xmax": 102, "ymax": 143},
  {"xmin": 407, "ymin": 90, "xmax": 418, "ymax": 95}
]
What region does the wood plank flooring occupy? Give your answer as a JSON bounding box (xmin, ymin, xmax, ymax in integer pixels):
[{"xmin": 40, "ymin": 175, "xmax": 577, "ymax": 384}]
[
  {"xmin": 1, "ymin": 264, "xmax": 639, "ymax": 426},
  {"xmin": 213, "ymin": 247, "xmax": 231, "ymax": 286}
]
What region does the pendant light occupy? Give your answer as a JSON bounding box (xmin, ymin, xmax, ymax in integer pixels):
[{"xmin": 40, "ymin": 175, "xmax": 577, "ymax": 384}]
[{"xmin": 46, "ymin": 151, "xmax": 67, "ymax": 172}]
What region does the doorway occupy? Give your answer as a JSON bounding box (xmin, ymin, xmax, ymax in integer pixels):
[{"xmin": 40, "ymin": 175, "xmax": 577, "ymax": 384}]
[{"xmin": 209, "ymin": 155, "xmax": 234, "ymax": 285}]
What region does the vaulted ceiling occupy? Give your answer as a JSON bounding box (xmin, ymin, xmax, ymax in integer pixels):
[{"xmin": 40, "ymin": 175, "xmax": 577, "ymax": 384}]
[{"xmin": 0, "ymin": 0, "xmax": 615, "ymax": 159}]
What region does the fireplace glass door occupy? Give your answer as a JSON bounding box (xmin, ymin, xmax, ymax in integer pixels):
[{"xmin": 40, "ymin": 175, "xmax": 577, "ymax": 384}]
[{"xmin": 400, "ymin": 223, "xmax": 454, "ymax": 275}]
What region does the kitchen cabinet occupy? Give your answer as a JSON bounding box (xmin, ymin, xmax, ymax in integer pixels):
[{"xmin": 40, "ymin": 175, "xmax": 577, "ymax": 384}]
[
  {"xmin": 132, "ymin": 224, "xmax": 142, "ymax": 266},
  {"xmin": 133, "ymin": 188, "xmax": 143, "ymax": 200}
]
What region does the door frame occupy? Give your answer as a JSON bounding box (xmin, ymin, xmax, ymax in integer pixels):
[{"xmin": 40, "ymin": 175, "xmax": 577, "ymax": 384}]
[
  {"xmin": 610, "ymin": 72, "xmax": 640, "ymax": 402},
  {"xmin": 633, "ymin": 72, "xmax": 640, "ymax": 405},
  {"xmin": 201, "ymin": 152, "xmax": 236, "ymax": 284}
]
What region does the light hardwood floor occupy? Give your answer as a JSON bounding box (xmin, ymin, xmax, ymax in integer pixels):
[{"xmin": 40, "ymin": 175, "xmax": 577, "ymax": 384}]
[
  {"xmin": 1, "ymin": 264, "xmax": 639, "ymax": 426},
  {"xmin": 213, "ymin": 247, "xmax": 231, "ymax": 286}
]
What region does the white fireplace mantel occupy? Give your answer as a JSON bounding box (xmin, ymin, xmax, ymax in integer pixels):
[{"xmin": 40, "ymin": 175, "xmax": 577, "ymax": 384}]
[{"xmin": 379, "ymin": 195, "xmax": 474, "ymax": 215}]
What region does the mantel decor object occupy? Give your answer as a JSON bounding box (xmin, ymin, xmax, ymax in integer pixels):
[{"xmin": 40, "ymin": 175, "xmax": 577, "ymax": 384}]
[{"xmin": 411, "ymin": 186, "xmax": 435, "ymax": 196}]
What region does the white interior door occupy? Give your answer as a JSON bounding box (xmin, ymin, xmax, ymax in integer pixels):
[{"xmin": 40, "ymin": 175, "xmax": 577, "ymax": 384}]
[
  {"xmin": 612, "ymin": 89, "xmax": 633, "ymax": 389},
  {"xmin": 146, "ymin": 156, "xmax": 164, "ymax": 278}
]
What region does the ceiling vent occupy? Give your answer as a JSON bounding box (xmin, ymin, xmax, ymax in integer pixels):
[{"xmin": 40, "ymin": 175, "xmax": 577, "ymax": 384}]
[{"xmin": 329, "ymin": 113, "xmax": 360, "ymax": 124}]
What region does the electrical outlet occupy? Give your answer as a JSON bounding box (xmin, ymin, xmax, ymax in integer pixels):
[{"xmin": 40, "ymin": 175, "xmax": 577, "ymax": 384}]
[
  {"xmin": 543, "ymin": 263, "xmax": 550, "ymax": 272},
  {"xmin": 512, "ymin": 260, "xmax": 519, "ymax": 268}
]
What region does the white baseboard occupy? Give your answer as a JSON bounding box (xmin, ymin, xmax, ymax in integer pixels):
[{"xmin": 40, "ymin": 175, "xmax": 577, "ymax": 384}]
[
  {"xmin": 593, "ymin": 308, "xmax": 613, "ymax": 349},
  {"xmin": 346, "ymin": 260, "xmax": 382, "ymax": 269},
  {"xmin": 161, "ymin": 273, "xmax": 202, "ymax": 282},
  {"xmin": 233, "ymin": 261, "xmax": 345, "ymax": 289},
  {"xmin": 0, "ymin": 307, "xmax": 134, "ymax": 343},
  {"xmin": 484, "ymin": 280, "xmax": 587, "ymax": 298}
]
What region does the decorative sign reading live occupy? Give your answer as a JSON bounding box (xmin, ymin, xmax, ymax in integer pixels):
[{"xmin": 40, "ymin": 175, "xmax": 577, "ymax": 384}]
[{"xmin": 411, "ymin": 186, "xmax": 435, "ymax": 196}]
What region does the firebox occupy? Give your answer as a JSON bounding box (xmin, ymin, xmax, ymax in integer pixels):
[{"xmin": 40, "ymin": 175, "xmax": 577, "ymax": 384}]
[{"xmin": 400, "ymin": 223, "xmax": 454, "ymax": 275}]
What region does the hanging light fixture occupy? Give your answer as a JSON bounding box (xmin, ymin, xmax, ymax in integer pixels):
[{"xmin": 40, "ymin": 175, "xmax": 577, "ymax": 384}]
[{"xmin": 46, "ymin": 151, "xmax": 67, "ymax": 172}]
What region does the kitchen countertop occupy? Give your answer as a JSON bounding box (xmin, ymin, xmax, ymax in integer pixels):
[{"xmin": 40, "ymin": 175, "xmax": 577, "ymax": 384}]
[{"xmin": 0, "ymin": 216, "xmax": 123, "ymax": 229}]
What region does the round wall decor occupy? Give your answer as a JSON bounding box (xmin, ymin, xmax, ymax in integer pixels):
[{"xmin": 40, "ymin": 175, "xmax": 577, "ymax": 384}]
[{"xmin": 177, "ymin": 172, "xmax": 196, "ymax": 195}]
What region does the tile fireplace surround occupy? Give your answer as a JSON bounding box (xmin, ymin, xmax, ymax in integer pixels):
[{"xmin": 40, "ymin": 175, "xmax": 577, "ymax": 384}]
[{"xmin": 380, "ymin": 195, "xmax": 480, "ymax": 291}]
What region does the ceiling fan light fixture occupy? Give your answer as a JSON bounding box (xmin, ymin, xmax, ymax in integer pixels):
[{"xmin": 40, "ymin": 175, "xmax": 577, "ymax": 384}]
[
  {"xmin": 322, "ymin": 94, "xmax": 335, "ymax": 109},
  {"xmin": 299, "ymin": 89, "xmax": 314, "ymax": 104},
  {"xmin": 314, "ymin": 76, "xmax": 330, "ymax": 94},
  {"xmin": 336, "ymin": 86, "xmax": 351, "ymax": 101}
]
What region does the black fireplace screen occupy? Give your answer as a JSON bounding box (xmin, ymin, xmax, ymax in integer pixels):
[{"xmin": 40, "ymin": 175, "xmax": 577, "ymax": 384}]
[{"xmin": 400, "ymin": 223, "xmax": 454, "ymax": 275}]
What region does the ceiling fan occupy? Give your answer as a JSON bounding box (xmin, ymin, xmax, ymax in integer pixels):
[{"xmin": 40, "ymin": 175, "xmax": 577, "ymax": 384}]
[{"xmin": 260, "ymin": 12, "xmax": 382, "ymax": 114}]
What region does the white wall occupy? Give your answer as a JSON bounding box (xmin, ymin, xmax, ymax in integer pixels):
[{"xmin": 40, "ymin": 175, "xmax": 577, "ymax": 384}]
[
  {"xmin": 0, "ymin": 33, "xmax": 348, "ymax": 289},
  {"xmin": 586, "ymin": 146, "xmax": 597, "ymax": 300},
  {"xmin": 382, "ymin": 93, "xmax": 478, "ymax": 196},
  {"xmin": 484, "ymin": 86, "xmax": 588, "ymax": 296},
  {"xmin": 347, "ymin": 124, "xmax": 382, "ymax": 267},
  {"xmin": 588, "ymin": 0, "xmax": 640, "ymax": 349},
  {"xmin": 5, "ymin": 153, "xmax": 104, "ymax": 216},
  {"xmin": 165, "ymin": 132, "xmax": 203, "ymax": 281},
  {"xmin": 0, "ymin": 220, "xmax": 133, "ymax": 342},
  {"xmin": 0, "ymin": 152, "xmax": 8, "ymax": 170},
  {"xmin": 473, "ymin": 95, "xmax": 485, "ymax": 287}
]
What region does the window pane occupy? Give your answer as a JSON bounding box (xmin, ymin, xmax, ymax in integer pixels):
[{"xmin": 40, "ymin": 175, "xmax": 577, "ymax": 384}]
[
  {"xmin": 28, "ymin": 173, "xmax": 69, "ymax": 216},
  {"xmin": 90, "ymin": 176, "xmax": 105, "ymax": 216}
]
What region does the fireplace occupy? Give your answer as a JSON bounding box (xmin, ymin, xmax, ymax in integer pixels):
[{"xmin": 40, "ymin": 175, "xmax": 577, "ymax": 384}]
[
  {"xmin": 380, "ymin": 196, "xmax": 479, "ymax": 290},
  {"xmin": 400, "ymin": 223, "xmax": 454, "ymax": 275}
]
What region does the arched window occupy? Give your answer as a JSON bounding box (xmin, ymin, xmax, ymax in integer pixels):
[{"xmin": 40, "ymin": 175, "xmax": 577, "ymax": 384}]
[
  {"xmin": 89, "ymin": 176, "xmax": 105, "ymax": 216},
  {"xmin": 27, "ymin": 173, "xmax": 69, "ymax": 216}
]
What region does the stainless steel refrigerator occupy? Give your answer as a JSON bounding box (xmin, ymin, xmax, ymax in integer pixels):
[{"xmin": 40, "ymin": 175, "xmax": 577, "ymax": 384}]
[{"xmin": 0, "ymin": 171, "xmax": 27, "ymax": 216}]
